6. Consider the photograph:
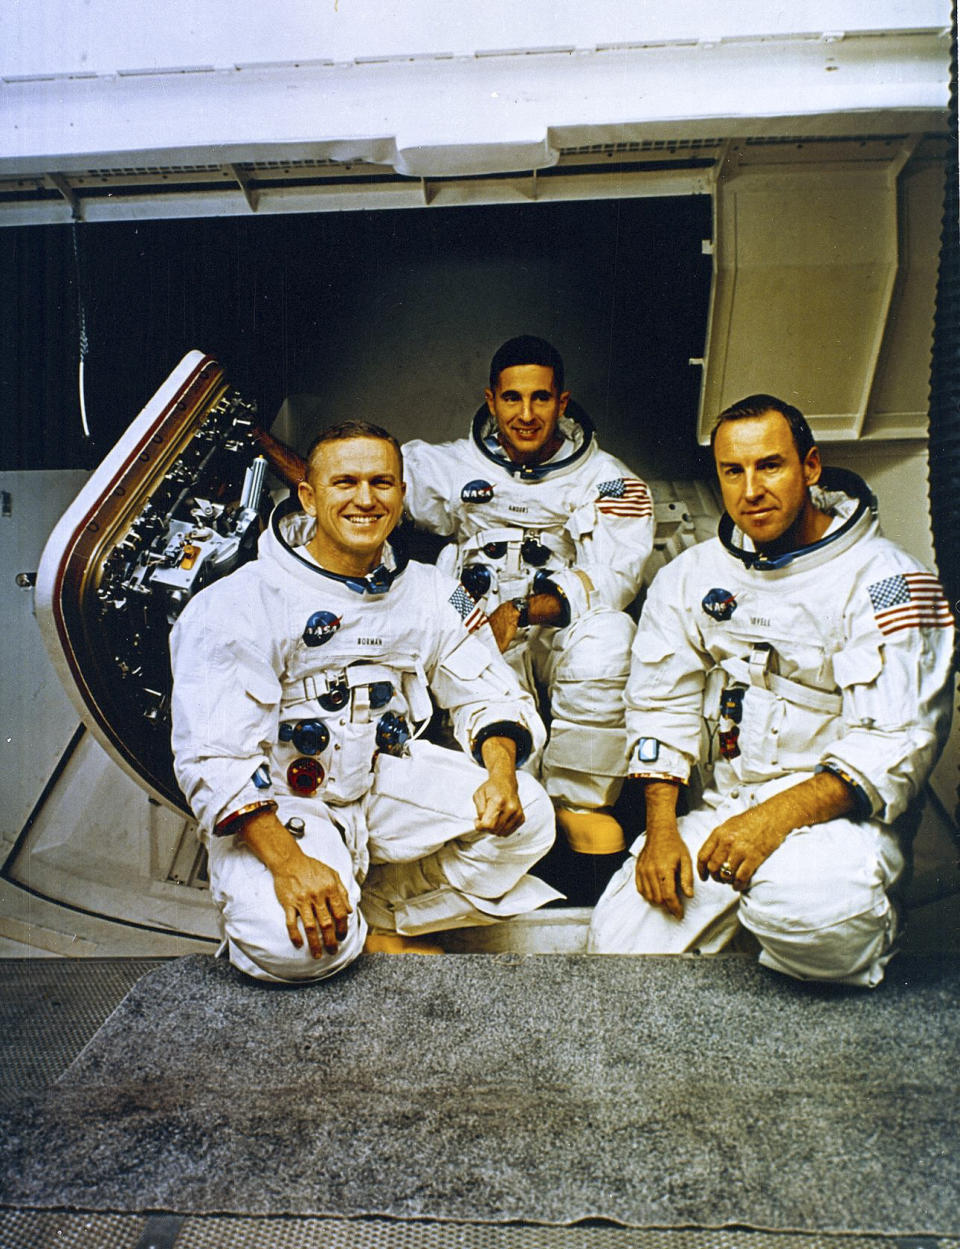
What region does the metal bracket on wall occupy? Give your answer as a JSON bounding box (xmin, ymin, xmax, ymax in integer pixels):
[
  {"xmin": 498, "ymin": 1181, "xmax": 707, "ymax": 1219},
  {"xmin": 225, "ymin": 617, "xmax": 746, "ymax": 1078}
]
[
  {"xmin": 46, "ymin": 171, "xmax": 82, "ymax": 221},
  {"xmin": 226, "ymin": 163, "xmax": 259, "ymax": 211}
]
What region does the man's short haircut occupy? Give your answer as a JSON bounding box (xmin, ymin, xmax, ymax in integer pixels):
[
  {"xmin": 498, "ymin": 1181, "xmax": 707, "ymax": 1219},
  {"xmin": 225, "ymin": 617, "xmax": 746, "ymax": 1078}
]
[
  {"xmin": 711, "ymin": 393, "xmax": 816, "ymax": 462},
  {"xmin": 489, "ymin": 335, "xmax": 565, "ymax": 394},
  {"xmin": 305, "ymin": 420, "xmax": 403, "ymax": 479}
]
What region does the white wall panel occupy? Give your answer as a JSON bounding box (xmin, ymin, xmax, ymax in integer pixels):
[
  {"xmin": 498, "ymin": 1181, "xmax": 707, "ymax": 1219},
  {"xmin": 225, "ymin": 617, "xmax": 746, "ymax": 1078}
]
[{"xmin": 2, "ymin": 2, "xmax": 951, "ymax": 79}]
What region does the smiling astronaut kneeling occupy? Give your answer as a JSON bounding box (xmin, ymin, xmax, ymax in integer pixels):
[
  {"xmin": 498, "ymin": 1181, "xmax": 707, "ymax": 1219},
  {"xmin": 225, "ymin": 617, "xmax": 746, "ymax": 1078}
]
[{"xmin": 170, "ymin": 420, "xmax": 559, "ymax": 982}]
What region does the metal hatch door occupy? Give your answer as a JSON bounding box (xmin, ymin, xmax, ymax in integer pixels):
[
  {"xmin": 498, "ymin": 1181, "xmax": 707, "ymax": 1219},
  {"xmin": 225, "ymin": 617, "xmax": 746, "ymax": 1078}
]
[{"xmin": 34, "ymin": 351, "xmax": 271, "ymax": 815}]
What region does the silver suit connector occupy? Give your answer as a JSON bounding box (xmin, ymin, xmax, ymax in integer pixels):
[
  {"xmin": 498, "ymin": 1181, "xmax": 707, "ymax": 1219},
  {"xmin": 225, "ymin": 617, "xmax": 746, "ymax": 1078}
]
[{"xmin": 239, "ymin": 455, "xmax": 268, "ymax": 513}]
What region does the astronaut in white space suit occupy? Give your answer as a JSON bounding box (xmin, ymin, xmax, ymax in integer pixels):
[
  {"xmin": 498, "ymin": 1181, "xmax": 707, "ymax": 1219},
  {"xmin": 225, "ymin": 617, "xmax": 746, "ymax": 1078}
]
[
  {"xmin": 170, "ymin": 421, "xmax": 558, "ymax": 983},
  {"xmin": 588, "ymin": 395, "xmax": 954, "ymax": 986},
  {"xmin": 403, "ymin": 336, "xmax": 654, "ymax": 876}
]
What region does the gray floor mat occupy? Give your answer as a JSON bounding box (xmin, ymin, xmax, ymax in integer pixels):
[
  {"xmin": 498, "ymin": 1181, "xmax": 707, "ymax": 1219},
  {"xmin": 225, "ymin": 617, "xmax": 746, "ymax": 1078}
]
[{"xmin": 0, "ymin": 953, "xmax": 957, "ymax": 1238}]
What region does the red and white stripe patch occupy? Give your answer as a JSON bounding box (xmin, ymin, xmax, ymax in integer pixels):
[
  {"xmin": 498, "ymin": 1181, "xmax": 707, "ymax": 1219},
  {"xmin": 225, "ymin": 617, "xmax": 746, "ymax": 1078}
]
[
  {"xmin": 463, "ymin": 604, "xmax": 489, "ymax": 633},
  {"xmin": 449, "ymin": 584, "xmax": 490, "ymax": 634},
  {"xmin": 869, "ymin": 572, "xmax": 953, "ymax": 637},
  {"xmin": 596, "ymin": 478, "xmax": 654, "ymax": 518}
]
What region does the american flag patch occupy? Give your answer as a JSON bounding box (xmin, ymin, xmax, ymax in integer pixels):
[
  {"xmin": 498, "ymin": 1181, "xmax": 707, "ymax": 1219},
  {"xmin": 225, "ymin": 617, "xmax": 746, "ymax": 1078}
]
[
  {"xmin": 449, "ymin": 584, "xmax": 489, "ymax": 633},
  {"xmin": 596, "ymin": 478, "xmax": 653, "ymax": 518},
  {"xmin": 867, "ymin": 572, "xmax": 953, "ymax": 636}
]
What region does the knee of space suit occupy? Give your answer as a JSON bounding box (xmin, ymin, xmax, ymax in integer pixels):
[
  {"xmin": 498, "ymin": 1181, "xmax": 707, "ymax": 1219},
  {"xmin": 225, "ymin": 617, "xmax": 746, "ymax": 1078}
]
[
  {"xmin": 554, "ymin": 607, "xmax": 634, "ymax": 681},
  {"xmin": 223, "ymin": 899, "xmax": 367, "ymax": 984},
  {"xmin": 738, "ymin": 825, "xmax": 901, "ymax": 987},
  {"xmin": 541, "ymin": 721, "xmax": 627, "ymax": 810},
  {"xmin": 514, "ymin": 771, "xmax": 557, "ymax": 857},
  {"xmin": 550, "ymin": 608, "xmax": 633, "ymax": 722}
]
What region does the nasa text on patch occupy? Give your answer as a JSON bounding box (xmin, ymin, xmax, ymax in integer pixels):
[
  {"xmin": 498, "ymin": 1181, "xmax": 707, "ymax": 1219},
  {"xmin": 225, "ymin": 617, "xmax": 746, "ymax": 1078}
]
[
  {"xmin": 461, "ymin": 479, "xmax": 495, "ymax": 503},
  {"xmin": 701, "ymin": 588, "xmax": 738, "ymax": 622},
  {"xmin": 302, "ymin": 610, "xmax": 342, "ymax": 647}
]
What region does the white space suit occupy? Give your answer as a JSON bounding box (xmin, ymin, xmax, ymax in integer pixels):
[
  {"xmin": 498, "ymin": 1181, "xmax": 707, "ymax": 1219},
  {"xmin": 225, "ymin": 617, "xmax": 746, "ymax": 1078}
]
[
  {"xmin": 403, "ymin": 403, "xmax": 654, "ymax": 814},
  {"xmin": 170, "ymin": 498, "xmax": 559, "ymax": 983},
  {"xmin": 588, "ymin": 469, "xmax": 955, "ymax": 986}
]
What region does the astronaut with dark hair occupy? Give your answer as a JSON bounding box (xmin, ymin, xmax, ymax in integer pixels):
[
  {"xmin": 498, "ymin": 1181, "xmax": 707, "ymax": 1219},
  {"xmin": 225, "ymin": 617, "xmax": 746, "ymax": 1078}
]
[{"xmin": 402, "ymin": 337, "xmax": 654, "ymax": 894}]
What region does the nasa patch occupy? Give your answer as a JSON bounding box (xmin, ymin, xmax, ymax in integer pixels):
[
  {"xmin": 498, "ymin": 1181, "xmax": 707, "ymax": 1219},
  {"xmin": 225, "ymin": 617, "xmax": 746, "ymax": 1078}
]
[
  {"xmin": 302, "ymin": 610, "xmax": 341, "ymax": 647},
  {"xmin": 701, "ymin": 588, "xmax": 738, "ymax": 622},
  {"xmin": 461, "ymin": 479, "xmax": 495, "ymax": 503}
]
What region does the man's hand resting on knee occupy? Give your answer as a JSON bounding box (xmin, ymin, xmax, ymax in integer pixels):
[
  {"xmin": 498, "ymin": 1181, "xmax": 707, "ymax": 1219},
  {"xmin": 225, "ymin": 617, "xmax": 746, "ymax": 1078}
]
[
  {"xmin": 239, "ymin": 810, "xmax": 352, "ymax": 957},
  {"xmin": 634, "ymin": 781, "xmax": 694, "ymax": 919},
  {"xmin": 473, "ymin": 735, "xmax": 525, "ymax": 836},
  {"xmin": 697, "ymin": 771, "xmax": 856, "ymax": 890}
]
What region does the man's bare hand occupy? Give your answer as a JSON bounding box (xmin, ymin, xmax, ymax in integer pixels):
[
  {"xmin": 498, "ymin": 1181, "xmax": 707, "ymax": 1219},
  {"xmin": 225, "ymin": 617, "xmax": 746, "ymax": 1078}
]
[
  {"xmin": 473, "ymin": 774, "xmax": 524, "ymax": 836},
  {"xmin": 475, "ymin": 734, "xmax": 524, "ymax": 835},
  {"xmin": 486, "ymin": 592, "xmax": 567, "ymax": 653},
  {"xmin": 635, "ymin": 832, "xmax": 694, "ymax": 919},
  {"xmin": 632, "ymin": 781, "xmax": 692, "ymax": 917},
  {"xmin": 697, "ymin": 805, "xmax": 787, "ymax": 890},
  {"xmin": 697, "ymin": 772, "xmax": 857, "ymax": 891},
  {"xmin": 487, "ymin": 601, "xmax": 520, "ymax": 653},
  {"xmin": 272, "ymin": 853, "xmax": 352, "ymax": 957},
  {"xmin": 238, "ymin": 810, "xmax": 352, "ymax": 957}
]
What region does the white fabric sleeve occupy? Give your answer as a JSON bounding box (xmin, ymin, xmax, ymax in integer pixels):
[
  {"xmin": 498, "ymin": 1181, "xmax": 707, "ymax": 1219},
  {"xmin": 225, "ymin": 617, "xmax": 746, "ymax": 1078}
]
[
  {"xmin": 402, "ymin": 439, "xmax": 459, "ymax": 537},
  {"xmin": 428, "ymin": 581, "xmax": 546, "ymax": 766},
  {"xmin": 819, "ymin": 569, "xmax": 955, "ymax": 823},
  {"xmin": 169, "ymin": 583, "xmax": 282, "ymax": 834},
  {"xmin": 622, "ymin": 560, "xmax": 710, "ymax": 784},
  {"xmin": 548, "ymin": 460, "xmax": 654, "ymax": 618}
]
